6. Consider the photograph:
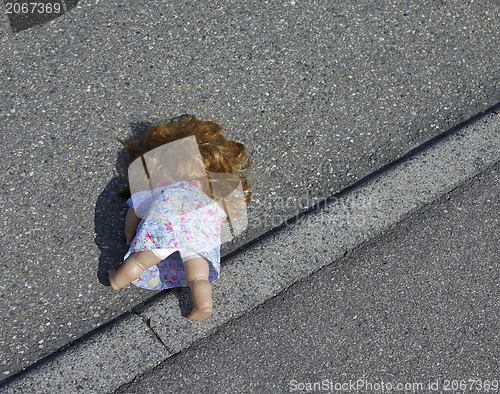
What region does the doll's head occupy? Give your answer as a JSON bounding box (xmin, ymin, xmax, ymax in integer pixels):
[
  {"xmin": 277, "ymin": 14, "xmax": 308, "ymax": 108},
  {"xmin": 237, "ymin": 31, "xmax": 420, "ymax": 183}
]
[{"xmin": 118, "ymin": 115, "xmax": 253, "ymax": 203}]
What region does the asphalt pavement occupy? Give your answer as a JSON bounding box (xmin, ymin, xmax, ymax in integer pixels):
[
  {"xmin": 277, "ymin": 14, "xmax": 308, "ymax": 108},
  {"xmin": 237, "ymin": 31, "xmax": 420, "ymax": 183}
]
[
  {"xmin": 1, "ymin": 0, "xmax": 500, "ymax": 392},
  {"xmin": 116, "ymin": 141, "xmax": 500, "ymax": 394},
  {"xmin": 2, "ymin": 103, "xmax": 500, "ymax": 393}
]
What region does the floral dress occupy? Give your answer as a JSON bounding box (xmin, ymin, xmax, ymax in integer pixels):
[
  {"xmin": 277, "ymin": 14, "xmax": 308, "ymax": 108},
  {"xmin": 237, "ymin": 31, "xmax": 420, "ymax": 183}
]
[{"xmin": 124, "ymin": 179, "xmax": 227, "ymax": 290}]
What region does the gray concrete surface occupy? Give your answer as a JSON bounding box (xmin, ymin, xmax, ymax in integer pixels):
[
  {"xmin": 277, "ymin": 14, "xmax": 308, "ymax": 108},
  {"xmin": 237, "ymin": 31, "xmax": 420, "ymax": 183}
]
[
  {"xmin": 2, "ymin": 313, "xmax": 170, "ymax": 393},
  {"xmin": 1, "ymin": 99, "xmax": 499, "ymax": 391},
  {"xmin": 1, "ymin": 0, "xmax": 500, "ymax": 388},
  {"xmin": 115, "ymin": 156, "xmax": 500, "ymax": 394}
]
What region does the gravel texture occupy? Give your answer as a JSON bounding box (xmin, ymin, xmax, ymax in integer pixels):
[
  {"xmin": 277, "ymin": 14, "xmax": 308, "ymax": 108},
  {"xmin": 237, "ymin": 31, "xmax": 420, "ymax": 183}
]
[
  {"xmin": 115, "ymin": 147, "xmax": 500, "ymax": 394},
  {"xmin": 1, "ymin": 0, "xmax": 500, "ymax": 382},
  {"xmin": 2, "ymin": 106, "xmax": 498, "ymax": 392},
  {"xmin": 2, "ymin": 313, "xmax": 169, "ymax": 393}
]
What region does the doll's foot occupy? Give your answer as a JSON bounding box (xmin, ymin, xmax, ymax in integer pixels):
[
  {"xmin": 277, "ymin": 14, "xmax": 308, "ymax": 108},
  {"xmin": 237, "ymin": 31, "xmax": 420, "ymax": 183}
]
[
  {"xmin": 108, "ymin": 269, "xmax": 121, "ymax": 290},
  {"xmin": 187, "ymin": 307, "xmax": 213, "ymax": 320}
]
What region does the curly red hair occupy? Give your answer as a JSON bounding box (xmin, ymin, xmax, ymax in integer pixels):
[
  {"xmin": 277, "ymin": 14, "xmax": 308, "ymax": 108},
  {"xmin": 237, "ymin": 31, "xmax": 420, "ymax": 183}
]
[{"xmin": 118, "ymin": 115, "xmax": 252, "ymax": 203}]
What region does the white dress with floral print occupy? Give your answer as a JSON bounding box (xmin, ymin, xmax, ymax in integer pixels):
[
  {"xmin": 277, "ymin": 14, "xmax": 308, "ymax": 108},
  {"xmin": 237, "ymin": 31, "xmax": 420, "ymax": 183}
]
[{"xmin": 124, "ymin": 179, "xmax": 227, "ymax": 290}]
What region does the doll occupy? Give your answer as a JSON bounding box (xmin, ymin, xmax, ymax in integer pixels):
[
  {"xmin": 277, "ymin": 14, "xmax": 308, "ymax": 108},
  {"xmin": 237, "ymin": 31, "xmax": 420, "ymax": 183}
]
[{"xmin": 108, "ymin": 115, "xmax": 252, "ymax": 320}]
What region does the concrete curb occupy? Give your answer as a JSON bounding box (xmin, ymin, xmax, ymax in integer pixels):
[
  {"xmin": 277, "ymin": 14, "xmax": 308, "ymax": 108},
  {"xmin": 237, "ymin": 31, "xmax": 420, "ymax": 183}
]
[{"xmin": 2, "ymin": 108, "xmax": 500, "ymax": 393}]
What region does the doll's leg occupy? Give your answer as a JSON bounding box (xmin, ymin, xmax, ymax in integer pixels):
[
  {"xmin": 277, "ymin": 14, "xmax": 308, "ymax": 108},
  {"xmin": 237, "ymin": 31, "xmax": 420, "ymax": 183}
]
[
  {"xmin": 183, "ymin": 257, "xmax": 213, "ymax": 320},
  {"xmin": 109, "ymin": 250, "xmax": 161, "ymax": 290}
]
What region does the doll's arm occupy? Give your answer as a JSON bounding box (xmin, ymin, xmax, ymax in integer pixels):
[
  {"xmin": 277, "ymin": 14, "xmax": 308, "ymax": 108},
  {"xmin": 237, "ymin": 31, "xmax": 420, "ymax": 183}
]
[{"xmin": 125, "ymin": 207, "xmax": 141, "ymax": 245}]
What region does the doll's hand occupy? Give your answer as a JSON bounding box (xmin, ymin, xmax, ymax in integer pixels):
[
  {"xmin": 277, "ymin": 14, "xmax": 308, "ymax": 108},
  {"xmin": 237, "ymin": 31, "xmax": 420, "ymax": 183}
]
[
  {"xmin": 125, "ymin": 231, "xmax": 135, "ymax": 245},
  {"xmin": 124, "ymin": 207, "xmax": 141, "ymax": 245},
  {"xmin": 109, "ymin": 269, "xmax": 120, "ymax": 290}
]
